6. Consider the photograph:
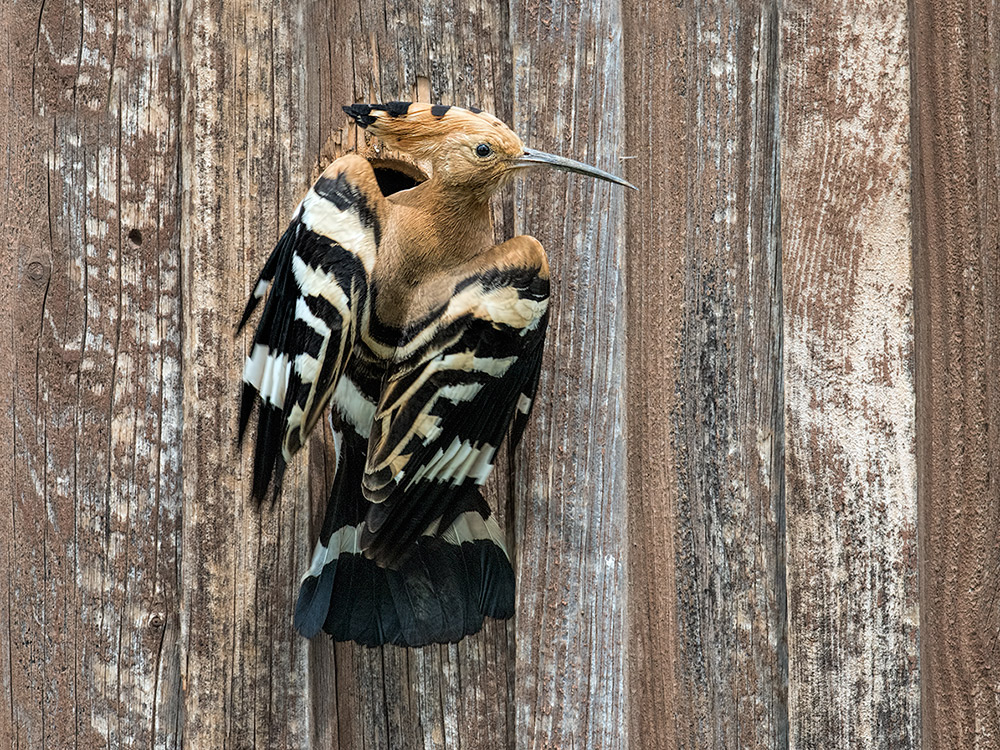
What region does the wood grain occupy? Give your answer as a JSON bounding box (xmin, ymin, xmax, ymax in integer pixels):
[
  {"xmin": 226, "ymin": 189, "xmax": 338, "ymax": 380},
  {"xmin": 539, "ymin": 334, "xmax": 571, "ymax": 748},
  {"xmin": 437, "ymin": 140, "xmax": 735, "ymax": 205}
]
[
  {"xmin": 510, "ymin": 2, "xmax": 630, "ymax": 748},
  {"xmin": 178, "ymin": 0, "xmax": 316, "ymax": 745},
  {"xmin": 1, "ymin": 0, "xmax": 184, "ymax": 746},
  {"xmin": 912, "ymin": 0, "xmax": 1000, "ymax": 746},
  {"xmin": 623, "ymin": 1, "xmax": 786, "ymax": 747},
  {"xmin": 781, "ymin": 1, "xmax": 920, "ymax": 747}
]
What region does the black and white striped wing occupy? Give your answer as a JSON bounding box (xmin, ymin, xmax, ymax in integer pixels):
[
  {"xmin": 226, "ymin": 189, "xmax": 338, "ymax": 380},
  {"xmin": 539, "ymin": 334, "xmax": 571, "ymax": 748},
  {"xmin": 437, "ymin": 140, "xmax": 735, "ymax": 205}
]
[
  {"xmin": 238, "ymin": 159, "xmax": 380, "ymax": 501},
  {"xmin": 359, "ymin": 264, "xmax": 550, "ymax": 563}
]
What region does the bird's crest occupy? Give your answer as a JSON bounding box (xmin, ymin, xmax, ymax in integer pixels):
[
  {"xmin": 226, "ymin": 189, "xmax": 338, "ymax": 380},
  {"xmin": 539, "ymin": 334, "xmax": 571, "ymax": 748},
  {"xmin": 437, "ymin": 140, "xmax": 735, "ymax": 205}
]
[{"xmin": 343, "ymin": 101, "xmax": 523, "ymax": 162}]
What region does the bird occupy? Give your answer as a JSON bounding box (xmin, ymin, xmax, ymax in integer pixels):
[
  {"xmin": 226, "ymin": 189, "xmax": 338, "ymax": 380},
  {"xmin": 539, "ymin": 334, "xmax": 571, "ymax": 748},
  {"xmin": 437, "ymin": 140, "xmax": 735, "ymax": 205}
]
[{"xmin": 237, "ymin": 101, "xmax": 633, "ymax": 647}]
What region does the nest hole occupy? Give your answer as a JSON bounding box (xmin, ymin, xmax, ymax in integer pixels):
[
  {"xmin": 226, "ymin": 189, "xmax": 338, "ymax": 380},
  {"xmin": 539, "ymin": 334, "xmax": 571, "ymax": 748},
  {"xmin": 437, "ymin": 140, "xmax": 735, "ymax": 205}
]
[{"xmin": 369, "ymin": 157, "xmax": 428, "ymax": 196}]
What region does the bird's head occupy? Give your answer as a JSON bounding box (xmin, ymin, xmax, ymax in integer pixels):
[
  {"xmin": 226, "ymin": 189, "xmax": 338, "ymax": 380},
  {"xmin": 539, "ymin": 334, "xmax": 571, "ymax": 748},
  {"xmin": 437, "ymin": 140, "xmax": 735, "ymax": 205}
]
[{"xmin": 344, "ymin": 102, "xmax": 634, "ymax": 195}]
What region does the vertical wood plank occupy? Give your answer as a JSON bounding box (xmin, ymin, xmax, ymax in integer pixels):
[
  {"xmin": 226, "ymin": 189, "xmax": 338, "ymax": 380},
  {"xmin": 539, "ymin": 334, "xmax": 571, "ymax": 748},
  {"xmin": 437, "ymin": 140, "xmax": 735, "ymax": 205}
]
[
  {"xmin": 911, "ymin": 0, "xmax": 1000, "ymax": 745},
  {"xmin": 781, "ymin": 2, "xmax": 919, "ymax": 747},
  {"xmin": 0, "ymin": 1, "xmax": 190, "ymax": 733},
  {"xmin": 0, "ymin": 14, "xmax": 15, "ymax": 733},
  {"xmin": 623, "ymin": 1, "xmax": 786, "ymax": 747},
  {"xmin": 620, "ymin": 0, "xmax": 690, "ymax": 741},
  {"xmin": 178, "ymin": 0, "xmax": 316, "ymax": 744},
  {"xmin": 303, "ymin": 1, "xmax": 517, "ymax": 747},
  {"xmin": 1, "ymin": 0, "xmax": 185, "ymax": 746},
  {"xmin": 510, "ymin": 2, "xmax": 629, "ymax": 747},
  {"xmin": 0, "ymin": 4, "xmax": 58, "ymax": 746}
]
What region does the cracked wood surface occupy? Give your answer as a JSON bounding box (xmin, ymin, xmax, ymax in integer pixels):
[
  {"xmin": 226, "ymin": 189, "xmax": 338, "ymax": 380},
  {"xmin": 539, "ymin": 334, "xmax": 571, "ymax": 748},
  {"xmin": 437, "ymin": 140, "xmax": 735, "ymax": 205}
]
[
  {"xmin": 510, "ymin": 3, "xmax": 628, "ymax": 749},
  {"xmin": 781, "ymin": 1, "xmax": 920, "ymax": 747},
  {"xmin": 2, "ymin": 0, "xmax": 997, "ymax": 747},
  {"xmin": 623, "ymin": 2, "xmax": 786, "ymax": 747},
  {"xmin": 2, "ymin": 0, "xmax": 184, "ymax": 746},
  {"xmin": 177, "ymin": 0, "xmax": 314, "ymax": 745}
]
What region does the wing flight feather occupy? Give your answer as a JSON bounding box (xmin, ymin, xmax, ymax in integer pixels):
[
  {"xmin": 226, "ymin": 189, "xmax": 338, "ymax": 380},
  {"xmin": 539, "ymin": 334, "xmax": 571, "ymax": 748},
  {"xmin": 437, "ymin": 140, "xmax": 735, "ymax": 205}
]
[
  {"xmin": 359, "ymin": 246, "xmax": 550, "ymax": 564},
  {"xmin": 238, "ymin": 155, "xmax": 383, "ymax": 501}
]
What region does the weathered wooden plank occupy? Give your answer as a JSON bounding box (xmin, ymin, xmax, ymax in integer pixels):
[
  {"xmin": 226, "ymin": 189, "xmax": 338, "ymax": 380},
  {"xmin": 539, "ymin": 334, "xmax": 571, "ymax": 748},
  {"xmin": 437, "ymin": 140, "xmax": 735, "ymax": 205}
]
[
  {"xmin": 0, "ymin": 6, "xmax": 55, "ymax": 746},
  {"xmin": 177, "ymin": 0, "xmax": 315, "ymax": 745},
  {"xmin": 303, "ymin": 1, "xmax": 517, "ymax": 746},
  {"xmin": 1, "ymin": 0, "xmax": 184, "ymax": 746},
  {"xmin": 780, "ymin": 2, "xmax": 919, "ymax": 747},
  {"xmin": 65, "ymin": 3, "xmax": 186, "ymax": 743},
  {"xmin": 0, "ymin": 19, "xmax": 15, "ymax": 735},
  {"xmin": 622, "ymin": 1, "xmax": 786, "ymax": 747},
  {"xmin": 911, "ymin": 0, "xmax": 1000, "ymax": 746},
  {"xmin": 509, "ymin": 2, "xmax": 629, "ymax": 748}
]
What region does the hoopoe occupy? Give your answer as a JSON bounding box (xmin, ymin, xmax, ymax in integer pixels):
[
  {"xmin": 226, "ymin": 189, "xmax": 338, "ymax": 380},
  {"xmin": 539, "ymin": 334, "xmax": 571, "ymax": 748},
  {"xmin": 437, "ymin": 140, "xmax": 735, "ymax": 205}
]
[{"xmin": 238, "ymin": 102, "xmax": 632, "ymax": 647}]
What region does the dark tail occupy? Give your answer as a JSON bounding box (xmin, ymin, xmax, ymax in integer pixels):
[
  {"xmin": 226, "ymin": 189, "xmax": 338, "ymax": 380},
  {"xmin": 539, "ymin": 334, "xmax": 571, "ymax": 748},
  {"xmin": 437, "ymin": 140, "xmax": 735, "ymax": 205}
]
[{"xmin": 294, "ymin": 434, "xmax": 515, "ymax": 647}]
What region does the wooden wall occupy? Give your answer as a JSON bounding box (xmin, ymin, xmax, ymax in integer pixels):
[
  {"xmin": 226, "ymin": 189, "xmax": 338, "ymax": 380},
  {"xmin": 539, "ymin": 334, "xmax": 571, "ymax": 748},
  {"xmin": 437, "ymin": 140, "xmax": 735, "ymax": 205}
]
[{"xmin": 0, "ymin": 0, "xmax": 996, "ymax": 747}]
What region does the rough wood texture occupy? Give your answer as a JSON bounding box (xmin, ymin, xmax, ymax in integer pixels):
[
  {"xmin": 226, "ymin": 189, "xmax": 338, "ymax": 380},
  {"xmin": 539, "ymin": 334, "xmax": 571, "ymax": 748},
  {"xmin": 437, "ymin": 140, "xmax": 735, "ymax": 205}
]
[
  {"xmin": 510, "ymin": 1, "xmax": 629, "ymax": 748},
  {"xmin": 1, "ymin": 0, "xmax": 185, "ymax": 746},
  {"xmin": 6, "ymin": 0, "xmax": 993, "ymax": 747},
  {"xmin": 781, "ymin": 1, "xmax": 920, "ymax": 748},
  {"xmin": 912, "ymin": 0, "xmax": 1000, "ymax": 746},
  {"xmin": 178, "ymin": 0, "xmax": 314, "ymax": 745},
  {"xmin": 623, "ymin": 1, "xmax": 786, "ymax": 748}
]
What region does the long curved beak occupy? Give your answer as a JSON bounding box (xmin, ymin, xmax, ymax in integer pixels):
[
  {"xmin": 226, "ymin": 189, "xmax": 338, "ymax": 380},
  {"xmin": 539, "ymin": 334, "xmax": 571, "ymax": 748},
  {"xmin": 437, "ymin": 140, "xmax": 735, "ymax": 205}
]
[{"xmin": 514, "ymin": 148, "xmax": 636, "ymax": 190}]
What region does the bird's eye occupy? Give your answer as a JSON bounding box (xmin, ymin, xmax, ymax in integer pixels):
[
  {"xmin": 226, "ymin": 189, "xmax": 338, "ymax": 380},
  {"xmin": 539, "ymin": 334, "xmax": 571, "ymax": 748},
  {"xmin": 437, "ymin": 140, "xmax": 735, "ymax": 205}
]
[{"xmin": 475, "ymin": 143, "xmax": 493, "ymax": 158}]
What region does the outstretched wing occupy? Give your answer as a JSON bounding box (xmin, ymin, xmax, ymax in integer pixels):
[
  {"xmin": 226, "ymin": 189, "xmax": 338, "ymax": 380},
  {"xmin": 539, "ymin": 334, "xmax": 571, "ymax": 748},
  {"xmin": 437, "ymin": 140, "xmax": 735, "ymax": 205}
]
[
  {"xmin": 238, "ymin": 155, "xmax": 383, "ymax": 501},
  {"xmin": 359, "ymin": 238, "xmax": 550, "ymax": 564}
]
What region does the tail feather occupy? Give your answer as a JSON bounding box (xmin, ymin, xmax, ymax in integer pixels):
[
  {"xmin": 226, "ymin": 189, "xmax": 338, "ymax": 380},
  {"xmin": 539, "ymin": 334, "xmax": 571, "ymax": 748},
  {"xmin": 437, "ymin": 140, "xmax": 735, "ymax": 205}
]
[
  {"xmin": 451, "ymin": 535, "xmax": 484, "ymax": 638},
  {"xmin": 295, "ymin": 561, "xmax": 337, "ymax": 638},
  {"xmin": 346, "ymin": 556, "xmax": 382, "ymax": 643},
  {"xmin": 295, "ymin": 432, "xmax": 514, "ymax": 647},
  {"xmin": 325, "ymin": 554, "xmax": 356, "ymax": 639}
]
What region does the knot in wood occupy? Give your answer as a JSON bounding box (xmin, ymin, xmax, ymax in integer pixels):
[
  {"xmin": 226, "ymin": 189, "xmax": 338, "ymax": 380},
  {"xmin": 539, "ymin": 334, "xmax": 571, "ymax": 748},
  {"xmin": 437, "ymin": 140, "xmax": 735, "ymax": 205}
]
[{"xmin": 26, "ymin": 260, "xmax": 49, "ymax": 286}]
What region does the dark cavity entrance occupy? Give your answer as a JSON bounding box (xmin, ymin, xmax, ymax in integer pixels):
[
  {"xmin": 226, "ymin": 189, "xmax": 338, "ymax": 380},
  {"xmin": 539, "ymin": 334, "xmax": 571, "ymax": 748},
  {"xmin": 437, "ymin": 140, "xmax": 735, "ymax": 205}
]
[{"xmin": 368, "ymin": 157, "xmax": 428, "ymax": 196}]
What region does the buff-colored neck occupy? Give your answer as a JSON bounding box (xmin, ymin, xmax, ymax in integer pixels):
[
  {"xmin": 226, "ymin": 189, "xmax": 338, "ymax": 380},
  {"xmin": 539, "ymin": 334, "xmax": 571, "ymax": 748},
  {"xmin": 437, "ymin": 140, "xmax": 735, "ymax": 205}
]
[{"xmin": 387, "ymin": 175, "xmax": 497, "ymax": 269}]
